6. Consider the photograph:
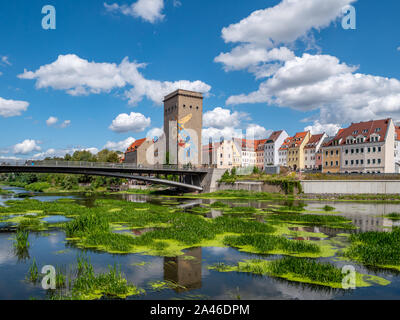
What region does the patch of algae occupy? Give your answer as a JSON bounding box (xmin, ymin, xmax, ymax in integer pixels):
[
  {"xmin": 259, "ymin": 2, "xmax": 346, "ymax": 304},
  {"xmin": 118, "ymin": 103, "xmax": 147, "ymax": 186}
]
[
  {"xmin": 131, "ymin": 261, "xmax": 151, "ymax": 267},
  {"xmin": 226, "ymin": 239, "xmax": 338, "ymax": 258},
  {"xmin": 74, "ymin": 286, "xmax": 145, "ymax": 300},
  {"xmin": 70, "ymin": 232, "xmax": 242, "ymax": 257},
  {"xmin": 148, "ymin": 280, "xmax": 186, "ymax": 292},
  {"xmin": 208, "ymin": 259, "xmax": 390, "ymax": 289},
  {"xmin": 68, "ymin": 218, "xmax": 342, "ymax": 259}
]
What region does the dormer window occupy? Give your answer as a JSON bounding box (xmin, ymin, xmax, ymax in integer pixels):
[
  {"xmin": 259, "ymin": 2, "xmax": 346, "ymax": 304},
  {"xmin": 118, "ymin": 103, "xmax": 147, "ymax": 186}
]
[
  {"xmin": 375, "ymin": 128, "xmax": 381, "ymax": 133},
  {"xmin": 363, "ymin": 129, "xmax": 368, "ymax": 134},
  {"xmin": 352, "ymin": 130, "xmax": 358, "ymax": 135}
]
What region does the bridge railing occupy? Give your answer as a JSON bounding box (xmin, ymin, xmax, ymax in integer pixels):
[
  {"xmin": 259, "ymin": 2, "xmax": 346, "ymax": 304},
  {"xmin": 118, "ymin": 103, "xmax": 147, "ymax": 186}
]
[{"xmin": 0, "ymin": 160, "xmax": 208, "ymax": 172}]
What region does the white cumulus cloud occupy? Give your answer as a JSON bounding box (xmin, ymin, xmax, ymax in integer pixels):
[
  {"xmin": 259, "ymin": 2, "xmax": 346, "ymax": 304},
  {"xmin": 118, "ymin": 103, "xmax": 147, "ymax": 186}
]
[
  {"xmin": 104, "ymin": 137, "xmax": 136, "ymax": 151},
  {"xmin": 109, "ymin": 112, "xmax": 151, "ymax": 133},
  {"xmin": 246, "ymin": 124, "xmax": 272, "ymax": 139},
  {"xmin": 221, "ymin": 0, "xmax": 355, "ymax": 46},
  {"xmin": 304, "ymin": 121, "xmax": 342, "ymax": 136},
  {"xmin": 18, "ymin": 55, "xmax": 211, "ymax": 106},
  {"xmin": 13, "ymin": 140, "xmax": 41, "ymax": 155},
  {"xmin": 215, "ymin": 0, "xmax": 356, "ymax": 75},
  {"xmin": 104, "ymin": 0, "xmax": 165, "ymax": 23},
  {"xmin": 46, "ymin": 116, "xmax": 58, "ymax": 126},
  {"xmin": 0, "ymin": 97, "xmax": 29, "ymax": 117},
  {"xmin": 203, "ymin": 107, "xmax": 247, "ymax": 129},
  {"xmin": 60, "ymin": 120, "xmax": 71, "ymax": 128},
  {"xmin": 146, "ymin": 127, "xmax": 164, "ymax": 139},
  {"xmin": 226, "ymin": 53, "xmax": 400, "ymax": 125}
]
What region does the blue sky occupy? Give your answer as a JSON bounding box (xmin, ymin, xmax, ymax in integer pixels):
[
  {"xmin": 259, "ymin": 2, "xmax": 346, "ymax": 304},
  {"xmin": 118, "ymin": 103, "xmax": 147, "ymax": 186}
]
[{"xmin": 1, "ymin": 0, "xmax": 400, "ymax": 159}]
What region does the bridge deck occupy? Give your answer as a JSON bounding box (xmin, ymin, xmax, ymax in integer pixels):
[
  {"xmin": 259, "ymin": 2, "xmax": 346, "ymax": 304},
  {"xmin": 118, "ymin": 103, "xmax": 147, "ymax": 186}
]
[{"xmin": 0, "ymin": 161, "xmax": 207, "ymax": 192}]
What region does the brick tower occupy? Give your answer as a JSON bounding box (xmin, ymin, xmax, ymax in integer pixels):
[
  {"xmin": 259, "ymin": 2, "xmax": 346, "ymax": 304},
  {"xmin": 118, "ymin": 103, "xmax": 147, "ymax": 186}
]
[{"xmin": 164, "ymin": 89, "xmax": 203, "ymax": 166}]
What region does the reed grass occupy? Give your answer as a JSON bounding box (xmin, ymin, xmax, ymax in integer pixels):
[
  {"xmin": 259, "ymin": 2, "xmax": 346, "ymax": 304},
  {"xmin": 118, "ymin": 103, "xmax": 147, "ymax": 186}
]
[
  {"xmin": 344, "ymin": 227, "xmax": 400, "ymax": 268},
  {"xmin": 14, "ymin": 228, "xmax": 30, "ymax": 252},
  {"xmin": 265, "ymin": 213, "xmax": 354, "ymax": 229},
  {"xmin": 27, "ymin": 258, "xmax": 39, "ymax": 283},
  {"xmin": 323, "ymin": 205, "xmax": 336, "ymax": 212},
  {"xmin": 386, "ymin": 213, "xmax": 400, "ymax": 220},
  {"xmin": 223, "ymin": 234, "xmax": 320, "ymax": 254}
]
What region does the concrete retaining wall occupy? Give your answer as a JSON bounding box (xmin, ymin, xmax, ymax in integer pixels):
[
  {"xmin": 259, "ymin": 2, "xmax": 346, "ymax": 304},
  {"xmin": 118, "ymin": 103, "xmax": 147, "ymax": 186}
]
[
  {"xmin": 301, "ymin": 180, "xmax": 400, "ymax": 194},
  {"xmin": 217, "ymin": 181, "xmax": 298, "ymax": 194}
]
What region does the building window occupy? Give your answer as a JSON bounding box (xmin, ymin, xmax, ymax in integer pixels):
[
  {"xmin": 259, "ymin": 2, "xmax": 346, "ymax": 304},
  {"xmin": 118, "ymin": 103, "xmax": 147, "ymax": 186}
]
[
  {"xmin": 378, "ymin": 159, "xmax": 381, "ymax": 164},
  {"xmin": 378, "ymin": 147, "xmax": 381, "ymax": 152},
  {"xmin": 336, "ymin": 161, "xmax": 338, "ymax": 166},
  {"xmin": 345, "ymin": 160, "xmax": 348, "ymax": 165},
  {"xmin": 373, "ymin": 147, "xmax": 376, "ymax": 152}
]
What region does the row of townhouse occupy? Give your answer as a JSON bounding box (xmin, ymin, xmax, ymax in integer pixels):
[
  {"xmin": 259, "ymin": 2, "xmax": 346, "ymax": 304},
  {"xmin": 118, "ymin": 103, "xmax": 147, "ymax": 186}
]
[
  {"xmin": 321, "ymin": 118, "xmax": 399, "ymax": 174},
  {"xmin": 126, "ymin": 117, "xmax": 400, "ymax": 174}
]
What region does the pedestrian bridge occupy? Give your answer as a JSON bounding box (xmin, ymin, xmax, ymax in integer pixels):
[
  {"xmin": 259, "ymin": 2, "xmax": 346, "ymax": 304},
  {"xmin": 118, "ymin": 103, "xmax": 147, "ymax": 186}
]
[{"xmin": 0, "ymin": 160, "xmax": 210, "ymax": 192}]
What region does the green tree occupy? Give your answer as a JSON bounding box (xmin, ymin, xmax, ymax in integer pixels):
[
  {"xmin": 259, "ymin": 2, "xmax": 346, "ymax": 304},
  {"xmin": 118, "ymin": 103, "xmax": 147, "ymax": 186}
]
[{"xmin": 71, "ymin": 151, "xmax": 96, "ymax": 162}]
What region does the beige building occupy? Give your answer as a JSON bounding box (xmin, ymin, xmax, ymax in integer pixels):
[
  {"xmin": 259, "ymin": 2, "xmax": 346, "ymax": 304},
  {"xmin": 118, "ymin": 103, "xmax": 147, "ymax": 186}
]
[
  {"xmin": 287, "ymin": 131, "xmax": 311, "ymax": 171},
  {"xmin": 164, "ymin": 90, "xmax": 203, "ymax": 166},
  {"xmin": 202, "ymin": 139, "xmax": 241, "ymax": 169},
  {"xmin": 321, "ymin": 136, "xmax": 342, "ymax": 174},
  {"xmin": 125, "ymin": 138, "xmax": 154, "ymax": 166}
]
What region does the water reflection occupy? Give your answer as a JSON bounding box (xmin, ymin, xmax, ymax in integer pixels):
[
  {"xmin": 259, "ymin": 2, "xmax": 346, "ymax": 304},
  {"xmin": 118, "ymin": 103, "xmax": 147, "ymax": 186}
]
[
  {"xmin": 164, "ymin": 248, "xmax": 202, "ymax": 293},
  {"xmin": 1, "ymin": 186, "xmax": 400, "ymax": 300}
]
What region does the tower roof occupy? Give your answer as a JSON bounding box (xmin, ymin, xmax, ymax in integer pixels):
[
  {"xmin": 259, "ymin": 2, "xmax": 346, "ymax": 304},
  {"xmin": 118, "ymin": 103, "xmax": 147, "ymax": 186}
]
[{"xmin": 163, "ymin": 89, "xmax": 204, "ymax": 102}]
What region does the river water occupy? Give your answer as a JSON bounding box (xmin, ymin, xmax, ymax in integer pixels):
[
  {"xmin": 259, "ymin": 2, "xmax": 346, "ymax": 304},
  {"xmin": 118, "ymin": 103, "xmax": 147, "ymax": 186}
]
[{"xmin": 0, "ymin": 186, "xmax": 399, "ymax": 300}]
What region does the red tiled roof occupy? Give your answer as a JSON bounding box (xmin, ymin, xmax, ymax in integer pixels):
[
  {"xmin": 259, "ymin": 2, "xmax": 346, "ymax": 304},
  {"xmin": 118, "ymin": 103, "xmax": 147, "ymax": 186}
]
[
  {"xmin": 305, "ymin": 133, "xmax": 325, "ymax": 149},
  {"xmin": 289, "ymin": 131, "xmax": 309, "ymax": 148},
  {"xmin": 255, "ymin": 139, "xmax": 267, "ymax": 151},
  {"xmin": 279, "ymin": 137, "xmax": 293, "ymax": 151},
  {"xmin": 126, "ymin": 138, "xmax": 146, "ymax": 153},
  {"xmin": 325, "ymin": 119, "xmax": 391, "ymax": 146}
]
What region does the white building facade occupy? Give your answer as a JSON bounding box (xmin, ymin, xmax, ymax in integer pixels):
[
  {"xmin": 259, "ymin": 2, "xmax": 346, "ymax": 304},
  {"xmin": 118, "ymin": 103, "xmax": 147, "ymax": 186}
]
[{"xmin": 264, "ymin": 130, "xmax": 289, "ymax": 167}]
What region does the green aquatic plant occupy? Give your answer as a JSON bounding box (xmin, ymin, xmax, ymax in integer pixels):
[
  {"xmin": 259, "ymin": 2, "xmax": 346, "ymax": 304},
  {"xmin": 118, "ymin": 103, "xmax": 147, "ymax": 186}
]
[
  {"xmin": 264, "ymin": 213, "xmax": 355, "ymax": 229},
  {"xmin": 386, "ymin": 213, "xmax": 400, "ymax": 220},
  {"xmin": 27, "ymin": 258, "xmax": 39, "ymax": 283},
  {"xmin": 210, "ymin": 201, "xmax": 230, "ymax": 209},
  {"xmin": 49, "ymin": 254, "xmax": 144, "ymax": 300},
  {"xmin": 323, "ymin": 205, "xmax": 336, "ymax": 212},
  {"xmin": 223, "ymin": 234, "xmax": 320, "ymax": 255},
  {"xmin": 65, "ymin": 213, "xmax": 109, "ymax": 237},
  {"xmin": 209, "ymin": 257, "xmax": 390, "ymax": 289},
  {"xmin": 148, "ymin": 280, "xmax": 186, "ymax": 292},
  {"xmin": 14, "ymin": 228, "xmax": 30, "ymax": 251},
  {"xmin": 343, "ymin": 227, "xmax": 400, "ymax": 270}
]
